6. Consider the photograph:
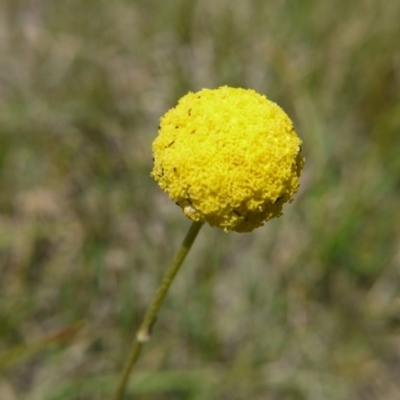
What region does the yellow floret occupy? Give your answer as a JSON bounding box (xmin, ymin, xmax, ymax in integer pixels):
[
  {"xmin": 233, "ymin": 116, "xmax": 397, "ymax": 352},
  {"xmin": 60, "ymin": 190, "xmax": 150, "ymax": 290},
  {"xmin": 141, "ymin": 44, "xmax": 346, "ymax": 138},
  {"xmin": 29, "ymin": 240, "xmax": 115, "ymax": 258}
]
[{"xmin": 151, "ymin": 86, "xmax": 304, "ymax": 232}]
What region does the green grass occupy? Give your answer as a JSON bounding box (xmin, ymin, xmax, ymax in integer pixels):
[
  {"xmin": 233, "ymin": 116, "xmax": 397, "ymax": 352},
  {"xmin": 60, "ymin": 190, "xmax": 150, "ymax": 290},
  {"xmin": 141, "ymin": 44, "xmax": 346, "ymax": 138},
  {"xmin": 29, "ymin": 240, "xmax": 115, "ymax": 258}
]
[{"xmin": 1, "ymin": 0, "xmax": 400, "ymax": 398}]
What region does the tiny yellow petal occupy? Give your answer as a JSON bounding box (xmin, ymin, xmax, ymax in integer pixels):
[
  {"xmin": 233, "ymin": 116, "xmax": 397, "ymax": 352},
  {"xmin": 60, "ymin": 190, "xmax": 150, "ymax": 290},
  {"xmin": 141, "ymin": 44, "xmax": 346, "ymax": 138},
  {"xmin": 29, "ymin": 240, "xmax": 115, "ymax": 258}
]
[{"xmin": 151, "ymin": 86, "xmax": 305, "ymax": 233}]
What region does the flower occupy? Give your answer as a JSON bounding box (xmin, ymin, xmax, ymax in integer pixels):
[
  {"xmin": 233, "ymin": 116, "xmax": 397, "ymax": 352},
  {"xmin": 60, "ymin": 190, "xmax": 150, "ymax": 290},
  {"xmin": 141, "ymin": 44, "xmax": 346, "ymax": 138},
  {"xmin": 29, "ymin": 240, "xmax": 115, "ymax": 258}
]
[{"xmin": 151, "ymin": 86, "xmax": 304, "ymax": 233}]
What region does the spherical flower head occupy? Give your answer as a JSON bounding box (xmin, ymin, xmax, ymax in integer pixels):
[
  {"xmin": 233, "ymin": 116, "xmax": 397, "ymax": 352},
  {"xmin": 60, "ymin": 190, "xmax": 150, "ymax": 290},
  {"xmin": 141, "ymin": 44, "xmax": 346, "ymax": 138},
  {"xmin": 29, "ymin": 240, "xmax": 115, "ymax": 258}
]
[{"xmin": 151, "ymin": 86, "xmax": 304, "ymax": 233}]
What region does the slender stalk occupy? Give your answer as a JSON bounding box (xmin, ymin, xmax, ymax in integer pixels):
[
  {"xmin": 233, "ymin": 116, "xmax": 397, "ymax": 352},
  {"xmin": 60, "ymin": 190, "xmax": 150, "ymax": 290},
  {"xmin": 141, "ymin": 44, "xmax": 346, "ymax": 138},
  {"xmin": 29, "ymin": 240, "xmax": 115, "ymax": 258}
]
[{"xmin": 113, "ymin": 221, "xmax": 204, "ymax": 400}]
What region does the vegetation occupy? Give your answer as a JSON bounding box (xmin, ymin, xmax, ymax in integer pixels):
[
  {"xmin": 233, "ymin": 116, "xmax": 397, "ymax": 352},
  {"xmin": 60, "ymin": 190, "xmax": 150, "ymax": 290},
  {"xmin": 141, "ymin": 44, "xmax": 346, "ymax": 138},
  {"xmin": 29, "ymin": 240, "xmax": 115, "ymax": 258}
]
[{"xmin": 1, "ymin": 0, "xmax": 400, "ymax": 398}]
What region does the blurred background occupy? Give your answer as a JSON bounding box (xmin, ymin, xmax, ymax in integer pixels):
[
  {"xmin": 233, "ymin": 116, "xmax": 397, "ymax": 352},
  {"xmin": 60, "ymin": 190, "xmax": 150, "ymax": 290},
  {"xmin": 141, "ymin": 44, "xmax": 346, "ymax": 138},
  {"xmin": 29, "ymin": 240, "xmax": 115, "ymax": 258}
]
[{"xmin": 1, "ymin": 0, "xmax": 400, "ymax": 399}]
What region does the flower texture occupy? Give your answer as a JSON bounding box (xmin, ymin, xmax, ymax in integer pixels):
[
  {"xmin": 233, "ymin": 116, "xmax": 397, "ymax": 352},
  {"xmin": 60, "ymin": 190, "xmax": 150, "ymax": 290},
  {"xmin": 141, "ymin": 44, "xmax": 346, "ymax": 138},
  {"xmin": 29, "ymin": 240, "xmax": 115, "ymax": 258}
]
[{"xmin": 151, "ymin": 86, "xmax": 304, "ymax": 232}]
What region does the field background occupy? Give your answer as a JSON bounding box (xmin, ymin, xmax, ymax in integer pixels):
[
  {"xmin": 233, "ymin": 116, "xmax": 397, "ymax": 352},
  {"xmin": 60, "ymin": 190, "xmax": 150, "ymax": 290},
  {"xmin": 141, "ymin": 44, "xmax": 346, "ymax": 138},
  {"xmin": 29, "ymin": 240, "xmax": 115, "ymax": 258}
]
[{"xmin": 1, "ymin": 1, "xmax": 400, "ymax": 399}]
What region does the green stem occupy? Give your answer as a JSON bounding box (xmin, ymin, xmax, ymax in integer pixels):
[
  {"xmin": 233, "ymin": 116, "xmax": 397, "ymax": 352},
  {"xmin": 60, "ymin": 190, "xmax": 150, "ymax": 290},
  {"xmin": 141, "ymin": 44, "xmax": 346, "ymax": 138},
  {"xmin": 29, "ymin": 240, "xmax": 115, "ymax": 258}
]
[{"xmin": 113, "ymin": 221, "xmax": 204, "ymax": 400}]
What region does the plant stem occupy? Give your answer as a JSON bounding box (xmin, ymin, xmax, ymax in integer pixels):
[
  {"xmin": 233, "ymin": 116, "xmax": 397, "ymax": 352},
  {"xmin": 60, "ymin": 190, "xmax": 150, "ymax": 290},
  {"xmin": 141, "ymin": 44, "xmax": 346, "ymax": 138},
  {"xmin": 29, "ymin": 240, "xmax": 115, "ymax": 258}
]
[{"xmin": 113, "ymin": 220, "xmax": 204, "ymax": 400}]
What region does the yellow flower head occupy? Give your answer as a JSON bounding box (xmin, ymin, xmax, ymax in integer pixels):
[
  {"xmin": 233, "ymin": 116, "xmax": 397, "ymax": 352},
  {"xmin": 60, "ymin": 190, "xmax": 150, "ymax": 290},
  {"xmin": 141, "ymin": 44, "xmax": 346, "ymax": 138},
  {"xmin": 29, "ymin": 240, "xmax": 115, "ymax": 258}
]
[{"xmin": 151, "ymin": 86, "xmax": 304, "ymax": 233}]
